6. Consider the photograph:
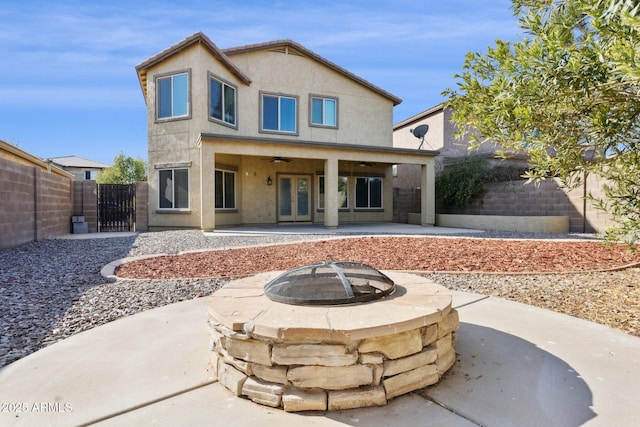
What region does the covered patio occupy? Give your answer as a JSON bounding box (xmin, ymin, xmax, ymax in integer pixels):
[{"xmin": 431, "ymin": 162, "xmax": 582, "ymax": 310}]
[{"xmin": 199, "ymin": 133, "xmax": 438, "ymax": 230}]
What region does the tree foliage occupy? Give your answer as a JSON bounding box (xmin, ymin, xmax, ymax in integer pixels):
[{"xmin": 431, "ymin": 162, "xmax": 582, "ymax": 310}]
[
  {"xmin": 97, "ymin": 152, "xmax": 148, "ymax": 184},
  {"xmin": 444, "ymin": 0, "xmax": 640, "ymax": 246}
]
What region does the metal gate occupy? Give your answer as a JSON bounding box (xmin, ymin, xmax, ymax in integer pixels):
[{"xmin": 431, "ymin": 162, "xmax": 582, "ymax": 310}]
[{"xmin": 98, "ymin": 184, "xmax": 136, "ymax": 232}]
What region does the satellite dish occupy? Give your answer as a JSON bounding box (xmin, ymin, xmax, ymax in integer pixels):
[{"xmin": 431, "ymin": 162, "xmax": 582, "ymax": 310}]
[{"xmin": 410, "ymin": 124, "xmax": 429, "ymax": 149}]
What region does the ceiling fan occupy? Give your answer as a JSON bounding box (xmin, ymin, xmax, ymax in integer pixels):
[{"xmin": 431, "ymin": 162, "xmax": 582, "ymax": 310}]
[
  {"xmin": 262, "ymin": 156, "xmax": 293, "ymax": 163},
  {"xmin": 346, "ymin": 161, "xmax": 374, "ymax": 168}
]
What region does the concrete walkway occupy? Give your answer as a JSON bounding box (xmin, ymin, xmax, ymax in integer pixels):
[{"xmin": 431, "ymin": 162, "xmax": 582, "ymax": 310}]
[
  {"xmin": 209, "ymin": 223, "xmax": 484, "ymax": 236},
  {"xmin": 1, "ymin": 291, "xmax": 639, "ymax": 426}
]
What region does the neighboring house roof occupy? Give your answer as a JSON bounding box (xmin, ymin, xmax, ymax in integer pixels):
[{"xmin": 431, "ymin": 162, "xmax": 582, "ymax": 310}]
[
  {"xmin": 48, "ymin": 156, "xmax": 110, "ymax": 169},
  {"xmin": 135, "ymin": 32, "xmax": 402, "ymax": 106},
  {"xmin": 393, "ymin": 103, "xmax": 444, "ymax": 129}
]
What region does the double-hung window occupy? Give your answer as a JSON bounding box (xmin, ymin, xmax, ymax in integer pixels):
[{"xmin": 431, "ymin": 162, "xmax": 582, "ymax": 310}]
[
  {"xmin": 355, "ymin": 177, "xmax": 383, "ymax": 209},
  {"xmin": 156, "ymin": 71, "xmax": 189, "ymax": 120},
  {"xmin": 310, "ymin": 96, "xmax": 337, "ymax": 127},
  {"xmin": 209, "ymin": 74, "xmax": 237, "ymax": 126},
  {"xmin": 159, "ymin": 168, "xmax": 189, "ymax": 209},
  {"xmin": 215, "ymin": 169, "xmax": 236, "ymax": 209},
  {"xmin": 318, "ymin": 176, "xmax": 348, "ymax": 209},
  {"xmin": 261, "ymin": 93, "xmax": 297, "ymax": 133}
]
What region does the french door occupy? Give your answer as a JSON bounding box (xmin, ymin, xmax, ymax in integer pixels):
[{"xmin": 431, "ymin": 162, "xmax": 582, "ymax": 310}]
[{"xmin": 278, "ymin": 175, "xmax": 311, "ymax": 222}]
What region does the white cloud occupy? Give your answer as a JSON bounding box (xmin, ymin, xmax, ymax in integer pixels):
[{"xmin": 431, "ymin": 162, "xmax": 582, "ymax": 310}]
[
  {"xmin": 0, "ymin": 84, "xmax": 142, "ymax": 109},
  {"xmin": 0, "ymin": 0, "xmax": 522, "ymax": 114}
]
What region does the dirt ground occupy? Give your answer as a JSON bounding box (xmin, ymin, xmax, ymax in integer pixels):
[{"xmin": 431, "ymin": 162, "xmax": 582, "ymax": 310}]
[{"xmin": 116, "ymin": 236, "xmax": 640, "ymax": 336}]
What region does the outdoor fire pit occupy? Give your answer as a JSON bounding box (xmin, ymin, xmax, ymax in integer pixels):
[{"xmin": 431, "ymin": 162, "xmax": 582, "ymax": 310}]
[
  {"xmin": 207, "ymin": 261, "xmax": 459, "ymax": 412},
  {"xmin": 263, "ymin": 258, "xmax": 396, "ymax": 305}
]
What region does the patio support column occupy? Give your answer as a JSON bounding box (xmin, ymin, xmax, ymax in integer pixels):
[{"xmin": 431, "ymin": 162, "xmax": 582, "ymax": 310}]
[
  {"xmin": 200, "ymin": 144, "xmax": 216, "ymax": 231},
  {"xmin": 324, "ymin": 157, "xmax": 339, "ymax": 229},
  {"xmin": 420, "ymin": 159, "xmax": 435, "ymax": 226}
]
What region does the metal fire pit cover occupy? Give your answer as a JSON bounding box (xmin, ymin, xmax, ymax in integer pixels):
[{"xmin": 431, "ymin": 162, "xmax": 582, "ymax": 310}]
[{"xmin": 264, "ymin": 258, "xmax": 395, "ymax": 305}]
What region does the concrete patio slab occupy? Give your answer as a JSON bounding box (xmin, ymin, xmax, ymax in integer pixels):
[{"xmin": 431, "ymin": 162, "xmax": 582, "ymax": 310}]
[
  {"xmin": 50, "ymin": 232, "xmax": 138, "ymax": 240},
  {"xmin": 429, "ymin": 297, "xmax": 640, "ymax": 427},
  {"xmin": 1, "ymin": 290, "xmax": 639, "ymax": 427},
  {"xmin": 94, "ymin": 383, "xmax": 477, "ymax": 427},
  {"xmin": 0, "ymin": 298, "xmax": 214, "ymax": 427},
  {"xmin": 208, "ymin": 223, "xmax": 484, "ymax": 236}
]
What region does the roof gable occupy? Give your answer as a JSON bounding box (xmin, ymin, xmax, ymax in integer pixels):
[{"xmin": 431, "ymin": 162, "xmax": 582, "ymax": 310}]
[
  {"xmin": 223, "ymin": 39, "xmax": 402, "ymax": 106},
  {"xmin": 135, "ymin": 32, "xmax": 252, "ymax": 99},
  {"xmin": 136, "ymin": 33, "xmax": 401, "ymax": 106},
  {"xmin": 394, "ymin": 104, "xmax": 445, "ymax": 130}
]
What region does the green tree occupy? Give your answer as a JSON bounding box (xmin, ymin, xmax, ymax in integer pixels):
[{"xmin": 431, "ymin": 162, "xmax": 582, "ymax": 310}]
[
  {"xmin": 97, "ymin": 152, "xmax": 148, "ymax": 184},
  {"xmin": 444, "ymin": 0, "xmax": 640, "ymax": 246}
]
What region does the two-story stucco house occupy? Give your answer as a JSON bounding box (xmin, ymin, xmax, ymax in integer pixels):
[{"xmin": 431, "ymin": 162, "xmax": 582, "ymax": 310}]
[{"xmin": 135, "ymin": 32, "xmax": 438, "ymax": 230}]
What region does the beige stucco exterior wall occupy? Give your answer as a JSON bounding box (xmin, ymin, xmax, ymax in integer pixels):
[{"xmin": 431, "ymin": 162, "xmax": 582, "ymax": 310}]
[
  {"xmin": 143, "ymin": 43, "xmax": 208, "ymax": 229},
  {"xmin": 199, "ymin": 138, "xmax": 422, "ymax": 228},
  {"xmin": 140, "ymin": 39, "xmax": 434, "ymax": 230},
  {"xmin": 393, "ymin": 106, "xmax": 502, "ymax": 177},
  {"xmin": 393, "ymin": 108, "xmax": 445, "ymax": 153},
  {"xmin": 226, "ymin": 48, "xmax": 394, "ymax": 147},
  {"xmin": 59, "ymin": 167, "xmax": 102, "ymax": 181}
]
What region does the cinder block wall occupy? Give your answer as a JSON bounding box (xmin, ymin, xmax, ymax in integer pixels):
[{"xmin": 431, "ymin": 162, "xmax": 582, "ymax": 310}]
[
  {"xmin": 38, "ymin": 169, "xmax": 73, "ymax": 238},
  {"xmin": 394, "ymin": 174, "xmax": 614, "ymax": 234},
  {"xmin": 437, "ymin": 177, "xmax": 613, "ymax": 234},
  {"xmin": 0, "ymin": 157, "xmax": 72, "ymax": 250},
  {"xmin": 135, "ymin": 181, "xmax": 148, "ymax": 232},
  {"xmin": 72, "ymin": 181, "xmax": 98, "ymax": 233},
  {"xmin": 393, "ymin": 187, "xmax": 420, "ymax": 224}
]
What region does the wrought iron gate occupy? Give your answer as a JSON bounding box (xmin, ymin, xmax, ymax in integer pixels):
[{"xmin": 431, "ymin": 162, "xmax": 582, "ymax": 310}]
[{"xmin": 98, "ymin": 184, "xmax": 136, "ymax": 232}]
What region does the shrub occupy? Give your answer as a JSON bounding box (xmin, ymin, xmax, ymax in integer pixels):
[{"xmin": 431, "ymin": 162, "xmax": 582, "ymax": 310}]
[{"xmin": 436, "ymin": 157, "xmax": 527, "ymax": 209}]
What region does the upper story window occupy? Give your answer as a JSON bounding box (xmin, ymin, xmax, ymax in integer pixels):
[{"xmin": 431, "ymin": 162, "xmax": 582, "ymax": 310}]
[
  {"xmin": 261, "ymin": 93, "xmax": 297, "ymax": 134},
  {"xmin": 310, "ymin": 96, "xmax": 337, "ymax": 127},
  {"xmin": 209, "ymin": 73, "xmax": 237, "ymax": 127},
  {"xmin": 156, "ymin": 71, "xmax": 190, "ymax": 120}
]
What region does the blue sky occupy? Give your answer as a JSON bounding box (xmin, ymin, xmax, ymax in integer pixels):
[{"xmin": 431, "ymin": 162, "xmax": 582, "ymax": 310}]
[{"xmin": 0, "ymin": 0, "xmax": 522, "ymax": 165}]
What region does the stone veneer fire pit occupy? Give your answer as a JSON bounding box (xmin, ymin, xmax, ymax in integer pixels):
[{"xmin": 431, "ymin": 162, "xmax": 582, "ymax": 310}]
[{"xmin": 207, "ymin": 269, "xmax": 459, "ymax": 412}]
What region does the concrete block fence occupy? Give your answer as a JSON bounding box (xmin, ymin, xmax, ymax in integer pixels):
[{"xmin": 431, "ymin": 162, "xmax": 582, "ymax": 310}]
[
  {"xmin": 442, "ymin": 177, "xmax": 614, "ymax": 234},
  {"xmin": 1, "ymin": 143, "xmax": 149, "ymax": 249},
  {"xmin": 395, "ymin": 176, "xmax": 614, "ymax": 234},
  {"xmin": 0, "ymin": 157, "xmax": 72, "ymax": 250}
]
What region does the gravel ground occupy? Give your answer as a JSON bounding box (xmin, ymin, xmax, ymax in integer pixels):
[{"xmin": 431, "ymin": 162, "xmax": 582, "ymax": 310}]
[
  {"xmin": 1, "ymin": 229, "xmax": 637, "ymax": 369},
  {"xmin": 0, "ymin": 231, "xmax": 331, "ymax": 368}
]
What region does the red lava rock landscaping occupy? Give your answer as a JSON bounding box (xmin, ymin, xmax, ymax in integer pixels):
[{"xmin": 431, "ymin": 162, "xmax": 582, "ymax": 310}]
[{"xmin": 115, "ymin": 237, "xmax": 640, "ymax": 279}]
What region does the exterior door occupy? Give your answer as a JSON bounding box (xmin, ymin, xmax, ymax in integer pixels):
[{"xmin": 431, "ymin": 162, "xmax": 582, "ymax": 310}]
[
  {"xmin": 97, "ymin": 184, "xmax": 136, "ymax": 232},
  {"xmin": 279, "ymin": 175, "xmax": 311, "ymax": 222}
]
